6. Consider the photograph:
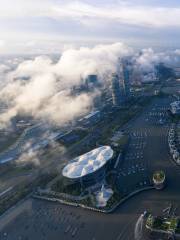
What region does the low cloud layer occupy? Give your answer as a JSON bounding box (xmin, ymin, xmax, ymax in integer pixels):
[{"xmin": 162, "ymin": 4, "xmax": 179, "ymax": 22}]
[
  {"xmin": 1, "ymin": 41, "xmax": 180, "ymax": 128},
  {"xmin": 0, "ymin": 42, "xmax": 132, "ymax": 127},
  {"xmin": 135, "ymin": 48, "xmax": 180, "ymax": 71}
]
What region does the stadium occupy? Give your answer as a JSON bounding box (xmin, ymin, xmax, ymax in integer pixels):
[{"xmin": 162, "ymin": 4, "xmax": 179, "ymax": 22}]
[{"xmin": 62, "ymin": 146, "xmax": 114, "ymax": 187}]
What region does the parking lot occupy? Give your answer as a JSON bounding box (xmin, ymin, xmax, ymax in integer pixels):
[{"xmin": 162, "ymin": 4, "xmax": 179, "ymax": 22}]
[{"xmin": 114, "ymin": 97, "xmax": 172, "ymax": 195}]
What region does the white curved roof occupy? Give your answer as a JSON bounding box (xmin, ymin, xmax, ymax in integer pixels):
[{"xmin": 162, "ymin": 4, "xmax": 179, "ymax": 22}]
[{"xmin": 62, "ymin": 146, "xmax": 113, "ymax": 179}]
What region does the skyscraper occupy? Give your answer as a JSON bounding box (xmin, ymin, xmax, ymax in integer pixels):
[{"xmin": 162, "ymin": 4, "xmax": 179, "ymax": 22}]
[
  {"xmin": 122, "ymin": 60, "xmax": 131, "ymax": 99},
  {"xmin": 85, "ymin": 74, "xmax": 98, "ymax": 91},
  {"xmin": 111, "ymin": 73, "xmax": 123, "ymax": 106}
]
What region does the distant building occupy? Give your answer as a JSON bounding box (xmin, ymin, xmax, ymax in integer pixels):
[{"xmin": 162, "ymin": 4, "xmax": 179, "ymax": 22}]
[
  {"xmin": 131, "ymin": 65, "xmax": 143, "ymax": 86},
  {"xmin": 121, "ymin": 60, "xmax": 131, "ymax": 99},
  {"xmin": 56, "ymin": 130, "xmax": 80, "ymax": 145},
  {"xmin": 142, "ymin": 70, "xmax": 157, "ymax": 83},
  {"xmin": 174, "ymin": 67, "xmax": 180, "ymax": 78},
  {"xmin": 60, "ymin": 133, "xmax": 79, "ymax": 144},
  {"xmin": 78, "ymin": 110, "xmax": 101, "ymax": 127},
  {"xmin": 72, "ymin": 74, "xmax": 99, "ymax": 93},
  {"xmin": 111, "ymin": 73, "xmax": 124, "ymax": 106},
  {"xmin": 81, "ymin": 74, "xmax": 101, "ymax": 93},
  {"xmin": 85, "ymin": 74, "xmax": 98, "ymax": 89},
  {"xmin": 156, "ymin": 63, "xmax": 174, "ymax": 81}
]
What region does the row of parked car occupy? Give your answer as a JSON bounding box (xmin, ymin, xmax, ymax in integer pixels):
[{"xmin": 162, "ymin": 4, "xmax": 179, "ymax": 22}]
[{"xmin": 168, "ymin": 124, "xmax": 180, "ymax": 165}]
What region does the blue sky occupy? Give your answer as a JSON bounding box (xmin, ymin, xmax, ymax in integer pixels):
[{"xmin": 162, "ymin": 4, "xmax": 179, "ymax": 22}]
[{"xmin": 1, "ymin": 0, "xmax": 180, "ymax": 54}]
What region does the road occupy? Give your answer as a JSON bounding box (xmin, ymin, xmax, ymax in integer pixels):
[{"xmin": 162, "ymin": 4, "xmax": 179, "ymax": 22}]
[{"xmin": 1, "ymin": 96, "xmax": 180, "ymax": 240}]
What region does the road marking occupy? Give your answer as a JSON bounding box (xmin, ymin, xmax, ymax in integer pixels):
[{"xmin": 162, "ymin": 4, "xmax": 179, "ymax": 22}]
[{"xmin": 0, "ymin": 187, "xmax": 13, "ymax": 197}]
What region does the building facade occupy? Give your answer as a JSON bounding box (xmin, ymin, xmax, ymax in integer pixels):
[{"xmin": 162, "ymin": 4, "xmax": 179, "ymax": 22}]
[{"xmin": 111, "ymin": 73, "xmax": 124, "ymax": 106}]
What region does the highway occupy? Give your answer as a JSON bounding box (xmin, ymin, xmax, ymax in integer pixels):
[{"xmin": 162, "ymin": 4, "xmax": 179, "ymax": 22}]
[{"xmin": 1, "ymin": 95, "xmax": 180, "ymax": 240}]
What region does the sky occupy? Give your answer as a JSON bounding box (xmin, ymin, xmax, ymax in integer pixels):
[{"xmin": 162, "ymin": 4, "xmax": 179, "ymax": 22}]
[{"xmin": 1, "ymin": 0, "xmax": 180, "ymax": 54}]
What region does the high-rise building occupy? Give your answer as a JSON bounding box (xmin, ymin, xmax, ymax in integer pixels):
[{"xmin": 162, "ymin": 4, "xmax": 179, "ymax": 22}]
[
  {"xmin": 72, "ymin": 74, "xmax": 99, "ymax": 94},
  {"xmin": 111, "ymin": 73, "xmax": 124, "ymax": 106},
  {"xmin": 85, "ymin": 74, "xmax": 98, "ymax": 90},
  {"xmin": 131, "ymin": 65, "xmax": 142, "ymax": 86},
  {"xmin": 121, "ymin": 60, "xmax": 131, "ymax": 99}
]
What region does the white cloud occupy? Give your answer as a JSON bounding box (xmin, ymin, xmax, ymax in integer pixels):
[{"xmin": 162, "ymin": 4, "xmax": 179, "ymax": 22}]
[
  {"xmin": 0, "ymin": 42, "xmax": 132, "ymax": 127},
  {"xmin": 1, "ymin": 1, "xmax": 180, "ymax": 54},
  {"xmin": 133, "ymin": 47, "xmax": 180, "ymax": 73},
  {"xmin": 1, "ymin": 0, "xmax": 180, "ymax": 28},
  {"xmin": 0, "ymin": 64, "xmax": 10, "ymax": 73},
  {"xmin": 0, "ymin": 64, "xmax": 11, "ymax": 87},
  {"xmin": 135, "ymin": 48, "xmax": 161, "ymax": 71},
  {"xmin": 51, "ymin": 2, "xmax": 180, "ymax": 28},
  {"xmin": 0, "ymin": 40, "xmax": 5, "ymax": 48},
  {"xmin": 25, "ymin": 41, "xmax": 36, "ymax": 47},
  {"xmin": 16, "ymin": 140, "xmax": 41, "ymax": 166}
]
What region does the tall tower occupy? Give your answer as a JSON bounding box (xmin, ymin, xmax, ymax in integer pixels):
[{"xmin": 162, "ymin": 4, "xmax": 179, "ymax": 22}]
[
  {"xmin": 121, "ymin": 60, "xmax": 131, "ymax": 100},
  {"xmin": 111, "ymin": 73, "xmax": 123, "ymax": 106},
  {"xmin": 85, "ymin": 74, "xmax": 98, "ymax": 89}
]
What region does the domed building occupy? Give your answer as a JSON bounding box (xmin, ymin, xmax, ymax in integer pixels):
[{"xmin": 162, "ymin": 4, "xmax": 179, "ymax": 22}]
[{"xmin": 62, "ymin": 146, "xmax": 114, "ymax": 187}]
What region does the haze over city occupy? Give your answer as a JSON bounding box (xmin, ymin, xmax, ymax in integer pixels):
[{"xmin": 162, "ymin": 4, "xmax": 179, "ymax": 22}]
[{"xmin": 1, "ymin": 1, "xmax": 180, "ymax": 240}]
